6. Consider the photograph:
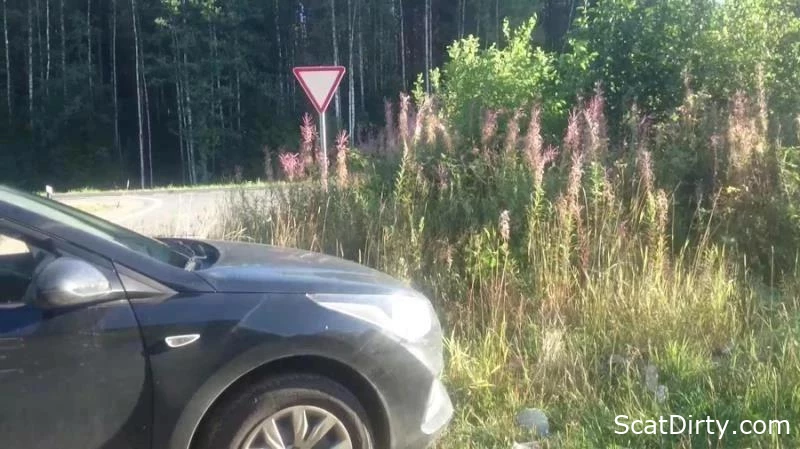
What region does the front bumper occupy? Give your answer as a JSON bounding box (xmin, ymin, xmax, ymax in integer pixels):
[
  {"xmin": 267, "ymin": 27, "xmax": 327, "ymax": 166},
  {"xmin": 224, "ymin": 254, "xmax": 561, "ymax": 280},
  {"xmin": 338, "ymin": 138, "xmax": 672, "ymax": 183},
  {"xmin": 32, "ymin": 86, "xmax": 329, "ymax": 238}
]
[
  {"xmin": 383, "ymin": 376, "xmax": 453, "ymax": 449},
  {"xmin": 362, "ymin": 335, "xmax": 453, "ymax": 449},
  {"xmin": 421, "ymin": 378, "xmax": 453, "ymax": 436}
]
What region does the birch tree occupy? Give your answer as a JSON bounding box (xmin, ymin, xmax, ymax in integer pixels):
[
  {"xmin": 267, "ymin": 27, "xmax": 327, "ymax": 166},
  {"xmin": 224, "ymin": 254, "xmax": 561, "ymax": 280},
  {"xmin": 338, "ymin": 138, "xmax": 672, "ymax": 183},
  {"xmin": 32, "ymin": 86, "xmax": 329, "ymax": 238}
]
[
  {"xmin": 273, "ymin": 0, "xmax": 283, "ymax": 109},
  {"xmin": 424, "ymin": 0, "xmax": 431, "ymax": 94},
  {"xmin": 131, "ymin": 0, "xmax": 144, "ymax": 188},
  {"xmin": 45, "ymin": 0, "xmax": 50, "ymax": 89},
  {"xmin": 347, "ymin": 0, "xmax": 356, "ymax": 138},
  {"xmin": 398, "ymin": 0, "xmax": 406, "ymax": 89},
  {"xmin": 3, "ymin": 0, "xmax": 10, "ymax": 119},
  {"xmin": 59, "ymin": 0, "xmax": 64, "ymax": 96},
  {"xmin": 331, "ymin": 0, "xmax": 341, "ymax": 125},
  {"xmin": 87, "ymin": 0, "xmax": 92, "ymax": 92},
  {"xmin": 112, "ymin": 0, "xmax": 121, "ymax": 162},
  {"xmin": 28, "ymin": 0, "xmax": 33, "ymax": 129},
  {"xmin": 358, "ymin": 9, "xmax": 365, "ymax": 114}
]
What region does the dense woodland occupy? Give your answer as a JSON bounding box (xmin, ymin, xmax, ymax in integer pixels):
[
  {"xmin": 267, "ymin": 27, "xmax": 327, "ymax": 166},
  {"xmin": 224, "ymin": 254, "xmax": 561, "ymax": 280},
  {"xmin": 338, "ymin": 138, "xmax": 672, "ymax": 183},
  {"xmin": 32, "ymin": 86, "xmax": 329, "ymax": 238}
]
[{"xmin": 0, "ymin": 0, "xmax": 579, "ymax": 189}]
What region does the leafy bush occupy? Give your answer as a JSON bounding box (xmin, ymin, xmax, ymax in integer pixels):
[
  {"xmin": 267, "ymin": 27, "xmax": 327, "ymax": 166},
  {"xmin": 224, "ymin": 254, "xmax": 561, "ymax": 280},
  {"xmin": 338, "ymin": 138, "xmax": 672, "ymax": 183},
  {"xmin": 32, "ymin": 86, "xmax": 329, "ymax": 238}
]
[
  {"xmin": 569, "ymin": 0, "xmax": 800, "ymax": 133},
  {"xmin": 439, "ymin": 17, "xmax": 567, "ymax": 140},
  {"xmin": 569, "ymin": 0, "xmax": 708, "ymax": 120}
]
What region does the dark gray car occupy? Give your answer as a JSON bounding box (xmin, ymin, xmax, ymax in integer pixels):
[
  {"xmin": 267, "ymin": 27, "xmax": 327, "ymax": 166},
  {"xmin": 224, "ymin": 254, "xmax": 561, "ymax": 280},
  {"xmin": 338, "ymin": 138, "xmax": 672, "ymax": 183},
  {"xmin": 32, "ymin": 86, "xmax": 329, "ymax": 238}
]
[{"xmin": 0, "ymin": 185, "xmax": 453, "ymax": 449}]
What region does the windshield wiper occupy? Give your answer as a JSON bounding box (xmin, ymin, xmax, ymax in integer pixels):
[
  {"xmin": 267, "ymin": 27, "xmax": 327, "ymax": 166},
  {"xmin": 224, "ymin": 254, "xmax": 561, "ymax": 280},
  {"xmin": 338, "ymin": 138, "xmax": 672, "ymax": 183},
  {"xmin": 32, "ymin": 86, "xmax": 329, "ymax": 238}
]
[
  {"xmin": 167, "ymin": 239, "xmax": 206, "ymax": 271},
  {"xmin": 184, "ymin": 255, "xmax": 203, "ymax": 271}
]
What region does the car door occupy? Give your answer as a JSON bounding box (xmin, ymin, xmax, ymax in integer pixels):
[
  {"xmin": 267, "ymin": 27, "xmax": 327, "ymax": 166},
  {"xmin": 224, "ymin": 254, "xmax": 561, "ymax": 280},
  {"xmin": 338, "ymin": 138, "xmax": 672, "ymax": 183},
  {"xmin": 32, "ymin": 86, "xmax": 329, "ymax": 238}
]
[{"xmin": 0, "ymin": 221, "xmax": 152, "ymax": 449}]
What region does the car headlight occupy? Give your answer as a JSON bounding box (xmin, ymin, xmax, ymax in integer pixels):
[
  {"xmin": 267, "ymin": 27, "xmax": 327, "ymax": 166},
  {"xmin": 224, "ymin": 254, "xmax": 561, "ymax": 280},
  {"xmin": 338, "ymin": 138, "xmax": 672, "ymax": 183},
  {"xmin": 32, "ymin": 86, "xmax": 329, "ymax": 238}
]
[{"xmin": 306, "ymin": 292, "xmax": 436, "ymax": 343}]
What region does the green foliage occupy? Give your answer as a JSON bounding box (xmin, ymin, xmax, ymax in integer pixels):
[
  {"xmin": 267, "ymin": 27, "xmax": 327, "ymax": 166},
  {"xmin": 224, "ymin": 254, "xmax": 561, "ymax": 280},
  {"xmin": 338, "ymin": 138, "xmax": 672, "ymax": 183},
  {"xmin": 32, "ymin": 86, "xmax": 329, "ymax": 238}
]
[
  {"xmin": 701, "ymin": 0, "xmax": 800, "ymax": 110},
  {"xmin": 569, "ymin": 0, "xmax": 800, "ymax": 129},
  {"xmin": 440, "ymin": 17, "xmax": 565, "ymax": 140},
  {"xmin": 782, "ymin": 148, "xmax": 800, "ymax": 230},
  {"xmin": 569, "ymin": 0, "xmax": 712, "ymax": 120},
  {"xmin": 412, "ymin": 69, "xmax": 442, "ymax": 106}
]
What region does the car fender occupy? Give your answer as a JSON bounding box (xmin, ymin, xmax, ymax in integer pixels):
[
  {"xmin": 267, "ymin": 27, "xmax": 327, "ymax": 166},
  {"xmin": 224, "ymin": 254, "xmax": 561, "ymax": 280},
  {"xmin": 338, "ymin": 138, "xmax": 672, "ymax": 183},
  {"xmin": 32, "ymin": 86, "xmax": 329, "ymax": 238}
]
[{"xmin": 167, "ymin": 334, "xmax": 391, "ymax": 449}]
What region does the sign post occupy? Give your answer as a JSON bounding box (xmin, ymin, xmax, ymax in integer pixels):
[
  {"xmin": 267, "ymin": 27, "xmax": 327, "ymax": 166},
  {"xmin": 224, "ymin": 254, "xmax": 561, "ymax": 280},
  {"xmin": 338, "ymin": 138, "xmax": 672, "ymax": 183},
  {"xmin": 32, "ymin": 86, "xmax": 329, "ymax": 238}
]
[{"xmin": 292, "ymin": 66, "xmax": 347, "ymax": 173}]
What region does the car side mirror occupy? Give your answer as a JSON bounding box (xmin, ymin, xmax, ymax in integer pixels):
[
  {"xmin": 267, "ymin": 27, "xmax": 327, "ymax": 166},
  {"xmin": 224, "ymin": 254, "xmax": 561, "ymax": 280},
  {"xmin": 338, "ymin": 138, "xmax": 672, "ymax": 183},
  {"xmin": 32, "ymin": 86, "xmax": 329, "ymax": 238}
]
[{"xmin": 31, "ymin": 257, "xmax": 121, "ymax": 309}]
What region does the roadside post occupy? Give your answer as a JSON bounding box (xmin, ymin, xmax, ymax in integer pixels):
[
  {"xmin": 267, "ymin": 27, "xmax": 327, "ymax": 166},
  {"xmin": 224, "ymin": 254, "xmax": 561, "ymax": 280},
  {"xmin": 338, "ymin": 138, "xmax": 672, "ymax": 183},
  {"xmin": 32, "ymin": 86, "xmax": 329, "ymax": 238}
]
[{"xmin": 292, "ymin": 66, "xmax": 346, "ymax": 188}]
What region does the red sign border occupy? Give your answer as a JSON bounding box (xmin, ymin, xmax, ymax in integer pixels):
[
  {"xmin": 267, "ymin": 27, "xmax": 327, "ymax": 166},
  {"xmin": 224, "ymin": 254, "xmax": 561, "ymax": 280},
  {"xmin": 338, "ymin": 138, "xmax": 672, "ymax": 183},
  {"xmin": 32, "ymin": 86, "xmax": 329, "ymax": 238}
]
[{"xmin": 293, "ymin": 66, "xmax": 347, "ymax": 114}]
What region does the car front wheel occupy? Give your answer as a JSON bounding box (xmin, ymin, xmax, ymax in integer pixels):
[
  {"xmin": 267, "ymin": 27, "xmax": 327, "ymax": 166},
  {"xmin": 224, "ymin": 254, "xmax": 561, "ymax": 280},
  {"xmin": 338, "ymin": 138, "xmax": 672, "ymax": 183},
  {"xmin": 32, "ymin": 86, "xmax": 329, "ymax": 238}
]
[{"xmin": 196, "ymin": 373, "xmax": 374, "ymax": 449}]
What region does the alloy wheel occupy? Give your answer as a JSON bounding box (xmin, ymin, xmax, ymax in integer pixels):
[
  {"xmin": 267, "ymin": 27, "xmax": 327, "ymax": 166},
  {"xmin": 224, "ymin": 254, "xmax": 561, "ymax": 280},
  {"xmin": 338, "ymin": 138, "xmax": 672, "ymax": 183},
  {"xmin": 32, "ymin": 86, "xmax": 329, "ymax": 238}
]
[{"xmin": 241, "ymin": 405, "xmax": 353, "ymax": 449}]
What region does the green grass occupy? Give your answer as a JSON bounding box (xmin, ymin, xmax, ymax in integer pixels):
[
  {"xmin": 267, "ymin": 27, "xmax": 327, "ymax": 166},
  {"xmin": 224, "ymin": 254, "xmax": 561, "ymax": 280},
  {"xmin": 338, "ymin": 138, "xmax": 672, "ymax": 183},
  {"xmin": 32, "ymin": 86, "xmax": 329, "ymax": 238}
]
[
  {"xmin": 220, "ymin": 181, "xmax": 800, "ymax": 449},
  {"xmin": 216, "ymin": 92, "xmax": 800, "ymax": 448}
]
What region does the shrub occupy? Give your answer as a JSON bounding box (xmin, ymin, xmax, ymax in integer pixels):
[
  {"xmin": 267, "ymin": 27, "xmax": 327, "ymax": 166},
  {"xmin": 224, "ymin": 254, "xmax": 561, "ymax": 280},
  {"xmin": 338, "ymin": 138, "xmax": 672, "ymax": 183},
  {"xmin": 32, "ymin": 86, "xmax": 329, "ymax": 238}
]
[
  {"xmin": 569, "ymin": 0, "xmax": 800, "ymax": 134},
  {"xmin": 439, "ymin": 17, "xmax": 567, "ymax": 141}
]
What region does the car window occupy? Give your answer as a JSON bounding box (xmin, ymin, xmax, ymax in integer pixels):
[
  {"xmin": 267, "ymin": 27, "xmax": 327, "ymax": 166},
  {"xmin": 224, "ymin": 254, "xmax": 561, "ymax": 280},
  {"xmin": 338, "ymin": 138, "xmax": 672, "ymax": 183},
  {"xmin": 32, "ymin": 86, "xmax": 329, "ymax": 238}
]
[
  {"xmin": 0, "ymin": 234, "xmax": 28, "ymax": 257},
  {"xmin": 0, "ymin": 231, "xmax": 53, "ymax": 305},
  {"xmin": 0, "ymin": 186, "xmax": 189, "ymax": 269}
]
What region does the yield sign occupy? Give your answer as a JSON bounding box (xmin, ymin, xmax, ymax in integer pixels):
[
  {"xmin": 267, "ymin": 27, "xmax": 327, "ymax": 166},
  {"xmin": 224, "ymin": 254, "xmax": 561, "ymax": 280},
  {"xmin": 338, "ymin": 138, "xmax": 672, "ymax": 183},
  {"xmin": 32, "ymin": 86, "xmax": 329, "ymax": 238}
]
[{"xmin": 293, "ymin": 66, "xmax": 346, "ymax": 114}]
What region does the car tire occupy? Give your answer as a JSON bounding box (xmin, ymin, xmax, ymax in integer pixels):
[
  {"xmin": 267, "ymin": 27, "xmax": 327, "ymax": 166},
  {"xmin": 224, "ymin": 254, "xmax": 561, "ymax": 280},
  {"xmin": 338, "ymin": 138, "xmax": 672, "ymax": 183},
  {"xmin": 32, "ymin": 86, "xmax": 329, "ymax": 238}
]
[{"xmin": 195, "ymin": 373, "xmax": 375, "ymax": 449}]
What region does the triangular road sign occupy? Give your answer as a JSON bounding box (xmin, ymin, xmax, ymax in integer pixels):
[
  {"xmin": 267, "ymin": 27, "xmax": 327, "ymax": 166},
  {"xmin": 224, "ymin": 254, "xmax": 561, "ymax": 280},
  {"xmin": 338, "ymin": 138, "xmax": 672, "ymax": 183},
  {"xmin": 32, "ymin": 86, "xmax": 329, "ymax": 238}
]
[{"xmin": 293, "ymin": 66, "xmax": 347, "ymax": 114}]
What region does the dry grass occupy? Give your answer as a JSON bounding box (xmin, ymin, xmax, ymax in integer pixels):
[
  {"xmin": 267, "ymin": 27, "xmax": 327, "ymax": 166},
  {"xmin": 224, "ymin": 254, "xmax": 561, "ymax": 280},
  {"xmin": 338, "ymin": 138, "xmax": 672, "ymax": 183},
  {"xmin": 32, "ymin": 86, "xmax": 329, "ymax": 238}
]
[{"xmin": 219, "ymin": 91, "xmax": 800, "ymax": 448}]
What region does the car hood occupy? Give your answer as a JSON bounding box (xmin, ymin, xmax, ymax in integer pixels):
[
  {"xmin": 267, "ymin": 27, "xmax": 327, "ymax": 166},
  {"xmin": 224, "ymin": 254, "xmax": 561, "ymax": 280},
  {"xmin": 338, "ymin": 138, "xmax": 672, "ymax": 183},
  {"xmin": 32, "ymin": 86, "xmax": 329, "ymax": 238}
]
[{"xmin": 194, "ymin": 240, "xmax": 410, "ymax": 294}]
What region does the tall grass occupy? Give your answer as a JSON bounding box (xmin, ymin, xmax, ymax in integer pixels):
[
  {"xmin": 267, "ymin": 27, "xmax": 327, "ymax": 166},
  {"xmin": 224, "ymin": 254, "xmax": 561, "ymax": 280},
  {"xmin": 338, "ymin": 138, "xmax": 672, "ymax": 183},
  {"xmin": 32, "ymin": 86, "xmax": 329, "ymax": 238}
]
[{"xmin": 219, "ymin": 89, "xmax": 800, "ymax": 448}]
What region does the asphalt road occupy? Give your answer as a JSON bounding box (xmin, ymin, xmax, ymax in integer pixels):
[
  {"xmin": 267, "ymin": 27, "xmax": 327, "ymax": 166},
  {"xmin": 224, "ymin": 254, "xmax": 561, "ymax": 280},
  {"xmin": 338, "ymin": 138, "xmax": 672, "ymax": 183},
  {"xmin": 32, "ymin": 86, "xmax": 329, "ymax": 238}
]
[{"xmin": 54, "ymin": 187, "xmax": 270, "ymax": 238}]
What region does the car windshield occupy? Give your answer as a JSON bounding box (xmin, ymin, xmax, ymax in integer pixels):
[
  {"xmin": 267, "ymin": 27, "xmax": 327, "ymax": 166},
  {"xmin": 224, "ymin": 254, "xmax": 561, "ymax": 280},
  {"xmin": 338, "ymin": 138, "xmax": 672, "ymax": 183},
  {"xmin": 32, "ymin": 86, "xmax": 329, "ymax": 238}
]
[{"xmin": 0, "ymin": 186, "xmax": 189, "ymax": 269}]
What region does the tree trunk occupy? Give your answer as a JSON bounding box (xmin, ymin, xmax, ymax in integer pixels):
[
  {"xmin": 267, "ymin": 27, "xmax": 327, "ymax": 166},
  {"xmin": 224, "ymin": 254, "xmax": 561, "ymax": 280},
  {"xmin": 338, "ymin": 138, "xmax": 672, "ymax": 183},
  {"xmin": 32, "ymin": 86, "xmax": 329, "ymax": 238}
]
[
  {"xmin": 131, "ymin": 0, "xmax": 144, "ymax": 188},
  {"xmin": 177, "ymin": 0, "xmax": 196, "ymax": 184},
  {"xmin": 476, "ymin": 4, "xmax": 481, "ymax": 42},
  {"xmin": 495, "ymin": 0, "xmax": 500, "ymax": 43},
  {"xmin": 45, "ymin": 0, "xmax": 50, "ymax": 92},
  {"xmin": 87, "ymin": 0, "xmax": 92, "ymax": 93},
  {"xmin": 331, "ymin": 0, "xmax": 341, "ymax": 126},
  {"xmin": 274, "ymin": 0, "xmax": 284, "ymax": 109},
  {"xmin": 176, "ymin": 78, "xmax": 186, "ymax": 183},
  {"xmin": 140, "ymin": 39, "xmax": 152, "ymax": 187},
  {"xmin": 172, "ymin": 30, "xmax": 186, "ymax": 183},
  {"xmin": 358, "ymin": 12, "xmax": 365, "ymax": 115},
  {"xmin": 235, "ymin": 66, "xmax": 241, "ymax": 133},
  {"xmin": 208, "ymin": 24, "xmax": 217, "ymax": 173},
  {"xmin": 234, "ymin": 33, "xmax": 241, "ymax": 133},
  {"xmin": 112, "ymin": 0, "xmax": 121, "ymax": 163},
  {"xmin": 96, "ymin": 15, "xmax": 103, "ymax": 85},
  {"xmin": 60, "ymin": 0, "xmax": 64, "ymax": 96},
  {"xmin": 3, "ymin": 0, "xmax": 10, "ymax": 120},
  {"xmin": 212, "ymin": 24, "xmax": 224, "ymax": 155},
  {"xmin": 36, "ymin": 0, "xmax": 42, "ymax": 96},
  {"xmin": 398, "ymin": 0, "xmax": 405, "ymax": 89},
  {"xmin": 458, "ymin": 0, "xmax": 465, "ymax": 39},
  {"xmin": 28, "ymin": 0, "xmax": 34, "ymax": 129},
  {"xmin": 372, "ymin": 3, "xmax": 378, "ymax": 93},
  {"xmin": 184, "ymin": 50, "xmax": 196, "ymax": 184},
  {"xmin": 424, "ymin": 0, "xmax": 430, "ymax": 94},
  {"xmin": 347, "ymin": 0, "xmax": 355, "ymax": 139},
  {"xmin": 145, "ymin": 78, "xmax": 152, "ymax": 187}
]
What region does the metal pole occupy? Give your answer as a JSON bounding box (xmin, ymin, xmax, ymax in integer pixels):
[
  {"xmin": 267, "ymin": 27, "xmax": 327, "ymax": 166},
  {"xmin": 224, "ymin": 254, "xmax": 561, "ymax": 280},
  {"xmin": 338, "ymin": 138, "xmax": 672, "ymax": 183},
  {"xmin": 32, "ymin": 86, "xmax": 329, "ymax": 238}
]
[
  {"xmin": 320, "ymin": 111, "xmax": 328, "ymax": 191},
  {"xmin": 321, "ymin": 111, "xmax": 327, "ymax": 158}
]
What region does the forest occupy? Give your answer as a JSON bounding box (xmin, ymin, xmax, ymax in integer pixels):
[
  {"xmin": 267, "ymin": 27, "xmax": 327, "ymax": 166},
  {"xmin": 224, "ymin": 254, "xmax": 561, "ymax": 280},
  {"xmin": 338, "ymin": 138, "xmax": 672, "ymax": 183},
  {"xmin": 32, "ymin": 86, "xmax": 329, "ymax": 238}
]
[
  {"xmin": 0, "ymin": 0, "xmax": 572, "ymax": 189},
  {"xmin": 3, "ymin": 0, "xmax": 800, "ymax": 446}
]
